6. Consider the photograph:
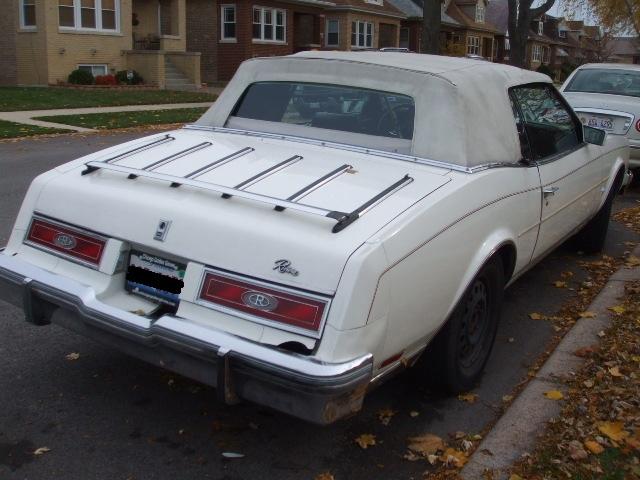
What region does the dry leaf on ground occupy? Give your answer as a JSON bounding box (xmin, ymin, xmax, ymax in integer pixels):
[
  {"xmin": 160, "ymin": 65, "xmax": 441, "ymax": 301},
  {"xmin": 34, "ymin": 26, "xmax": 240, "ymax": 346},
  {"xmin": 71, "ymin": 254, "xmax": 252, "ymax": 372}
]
[
  {"xmin": 354, "ymin": 434, "xmax": 376, "ymax": 449},
  {"xmin": 584, "ymin": 440, "xmax": 604, "ymax": 454},
  {"xmin": 314, "ymin": 473, "xmax": 335, "ymax": 480},
  {"xmin": 33, "ymin": 447, "xmax": 50, "ymax": 456},
  {"xmin": 544, "ymin": 390, "xmax": 564, "ymax": 400},
  {"xmin": 65, "ymin": 352, "xmax": 80, "ymax": 361},
  {"xmin": 407, "ymin": 434, "xmax": 445, "ymax": 456},
  {"xmin": 458, "ymin": 393, "xmax": 478, "ymax": 403},
  {"xmin": 439, "ymin": 447, "xmax": 468, "ymax": 467},
  {"xmin": 529, "ymin": 312, "xmax": 545, "ymax": 320},
  {"xmin": 579, "ymin": 311, "xmax": 597, "ymax": 318},
  {"xmin": 377, "ymin": 408, "xmax": 396, "ymax": 426},
  {"xmin": 598, "ymin": 422, "xmax": 629, "ymax": 442}
]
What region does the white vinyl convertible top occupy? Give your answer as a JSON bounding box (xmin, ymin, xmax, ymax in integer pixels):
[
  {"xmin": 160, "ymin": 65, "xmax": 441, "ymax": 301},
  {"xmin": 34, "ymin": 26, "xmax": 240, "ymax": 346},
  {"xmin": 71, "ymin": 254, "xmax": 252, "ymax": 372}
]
[{"xmin": 197, "ymin": 51, "xmax": 552, "ymax": 168}]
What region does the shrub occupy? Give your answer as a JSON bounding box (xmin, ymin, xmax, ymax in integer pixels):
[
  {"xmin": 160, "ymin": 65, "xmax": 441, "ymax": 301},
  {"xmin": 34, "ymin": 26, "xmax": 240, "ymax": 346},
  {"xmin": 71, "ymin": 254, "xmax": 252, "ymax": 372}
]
[
  {"xmin": 68, "ymin": 69, "xmax": 95, "ymax": 85},
  {"xmin": 115, "ymin": 70, "xmax": 144, "ymax": 85},
  {"xmin": 536, "ymin": 64, "xmax": 555, "ymax": 80},
  {"xmin": 95, "ymin": 74, "xmax": 118, "ymax": 85},
  {"xmin": 560, "ymin": 62, "xmax": 577, "ymax": 81}
]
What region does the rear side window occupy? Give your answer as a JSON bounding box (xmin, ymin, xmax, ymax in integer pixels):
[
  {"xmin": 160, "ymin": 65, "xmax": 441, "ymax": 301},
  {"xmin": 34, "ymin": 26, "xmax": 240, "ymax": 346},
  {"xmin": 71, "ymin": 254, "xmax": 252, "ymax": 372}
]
[
  {"xmin": 510, "ymin": 84, "xmax": 581, "ymax": 161},
  {"xmin": 565, "ymin": 68, "xmax": 640, "ymax": 98},
  {"xmin": 231, "ymin": 81, "xmax": 415, "ymax": 140}
]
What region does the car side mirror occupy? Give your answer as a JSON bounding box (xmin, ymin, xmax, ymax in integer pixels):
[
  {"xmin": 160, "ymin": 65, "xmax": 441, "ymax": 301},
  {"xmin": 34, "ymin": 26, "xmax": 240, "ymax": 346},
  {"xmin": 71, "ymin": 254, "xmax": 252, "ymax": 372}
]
[{"xmin": 583, "ymin": 125, "xmax": 606, "ymax": 146}]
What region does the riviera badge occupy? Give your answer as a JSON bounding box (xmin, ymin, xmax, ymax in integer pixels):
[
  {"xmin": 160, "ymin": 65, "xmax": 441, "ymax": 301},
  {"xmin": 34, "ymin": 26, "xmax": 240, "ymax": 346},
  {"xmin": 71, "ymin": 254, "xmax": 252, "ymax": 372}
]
[
  {"xmin": 273, "ymin": 259, "xmax": 299, "ymax": 276},
  {"xmin": 241, "ymin": 291, "xmax": 279, "ymax": 311}
]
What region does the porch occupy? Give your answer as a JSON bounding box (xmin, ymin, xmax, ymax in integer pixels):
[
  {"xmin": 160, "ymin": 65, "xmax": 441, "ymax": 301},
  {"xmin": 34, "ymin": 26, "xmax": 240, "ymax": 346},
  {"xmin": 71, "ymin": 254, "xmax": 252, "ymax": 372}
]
[{"xmin": 127, "ymin": 0, "xmax": 201, "ymax": 89}]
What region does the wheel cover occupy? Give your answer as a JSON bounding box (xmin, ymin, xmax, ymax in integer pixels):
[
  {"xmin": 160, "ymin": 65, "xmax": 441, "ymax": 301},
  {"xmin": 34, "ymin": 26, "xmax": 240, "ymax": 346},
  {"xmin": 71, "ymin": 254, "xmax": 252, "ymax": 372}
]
[{"xmin": 458, "ymin": 279, "xmax": 490, "ymax": 371}]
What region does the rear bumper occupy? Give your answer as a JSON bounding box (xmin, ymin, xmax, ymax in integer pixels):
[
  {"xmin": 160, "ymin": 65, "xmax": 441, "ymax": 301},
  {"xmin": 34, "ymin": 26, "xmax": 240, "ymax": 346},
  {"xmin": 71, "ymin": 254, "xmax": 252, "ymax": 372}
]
[
  {"xmin": 629, "ymin": 142, "xmax": 640, "ymax": 167},
  {"xmin": 0, "ymin": 249, "xmax": 372, "ymax": 424}
]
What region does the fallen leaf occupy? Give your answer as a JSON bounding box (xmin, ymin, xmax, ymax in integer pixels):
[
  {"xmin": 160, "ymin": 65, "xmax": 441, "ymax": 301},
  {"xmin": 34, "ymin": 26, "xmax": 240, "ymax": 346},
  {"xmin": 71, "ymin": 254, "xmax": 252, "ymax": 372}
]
[
  {"xmin": 529, "ymin": 312, "xmax": 545, "ymax": 320},
  {"xmin": 583, "ymin": 379, "xmax": 594, "ymax": 388},
  {"xmin": 544, "ymin": 390, "xmax": 564, "ymax": 400},
  {"xmin": 315, "ymin": 473, "xmax": 335, "ymax": 480},
  {"xmin": 598, "ymin": 422, "xmax": 629, "ymax": 441},
  {"xmin": 502, "ymin": 395, "xmax": 513, "ymax": 402},
  {"xmin": 461, "ymin": 439, "xmax": 473, "ymax": 451},
  {"xmin": 508, "ymin": 337, "xmax": 515, "ymax": 343},
  {"xmin": 407, "ymin": 434, "xmax": 445, "ymax": 456},
  {"xmin": 439, "ymin": 447, "xmax": 467, "ymax": 467},
  {"xmin": 608, "ymin": 366, "xmax": 623, "ymax": 377},
  {"xmin": 409, "ymin": 411, "xmax": 420, "ymax": 417},
  {"xmin": 426, "ymin": 454, "xmax": 438, "ymax": 465},
  {"xmin": 509, "ymin": 475, "xmax": 524, "ymax": 480},
  {"xmin": 574, "ymin": 345, "xmax": 599, "ymax": 357},
  {"xmin": 355, "ymin": 434, "xmax": 376, "ymax": 449},
  {"xmin": 625, "ymin": 434, "xmax": 640, "ymax": 450},
  {"xmin": 403, "ymin": 451, "xmax": 422, "ymax": 461},
  {"xmin": 579, "ymin": 311, "xmax": 597, "ymax": 318},
  {"xmin": 553, "ymin": 281, "xmax": 568, "ymax": 288},
  {"xmin": 377, "ymin": 408, "xmax": 396, "ymax": 426},
  {"xmin": 33, "ymin": 447, "xmax": 50, "ymax": 456},
  {"xmin": 65, "ymin": 352, "xmax": 80, "ymax": 361},
  {"xmin": 625, "ymin": 255, "xmax": 640, "ymax": 267},
  {"xmin": 568, "ymin": 440, "xmax": 588, "ymax": 461},
  {"xmin": 457, "ymin": 393, "xmax": 478, "ymax": 403},
  {"xmin": 597, "ymin": 330, "xmax": 606, "ymax": 338},
  {"xmin": 608, "ymin": 305, "xmax": 626, "ymax": 315},
  {"xmin": 584, "ymin": 440, "xmax": 604, "ymax": 454}
]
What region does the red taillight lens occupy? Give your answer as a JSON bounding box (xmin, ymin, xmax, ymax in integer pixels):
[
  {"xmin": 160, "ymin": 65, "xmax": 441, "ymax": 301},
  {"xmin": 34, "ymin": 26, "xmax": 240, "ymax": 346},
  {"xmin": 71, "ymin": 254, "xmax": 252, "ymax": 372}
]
[
  {"xmin": 26, "ymin": 217, "xmax": 106, "ymax": 267},
  {"xmin": 636, "ymin": 119, "xmax": 640, "ymax": 132},
  {"xmin": 199, "ymin": 271, "xmax": 328, "ymax": 334}
]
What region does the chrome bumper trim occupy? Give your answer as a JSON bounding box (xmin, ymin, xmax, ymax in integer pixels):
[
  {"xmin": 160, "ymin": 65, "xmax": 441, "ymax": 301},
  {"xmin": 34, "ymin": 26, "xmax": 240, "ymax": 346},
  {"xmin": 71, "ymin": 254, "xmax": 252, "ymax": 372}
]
[{"xmin": 0, "ymin": 249, "xmax": 373, "ymax": 424}]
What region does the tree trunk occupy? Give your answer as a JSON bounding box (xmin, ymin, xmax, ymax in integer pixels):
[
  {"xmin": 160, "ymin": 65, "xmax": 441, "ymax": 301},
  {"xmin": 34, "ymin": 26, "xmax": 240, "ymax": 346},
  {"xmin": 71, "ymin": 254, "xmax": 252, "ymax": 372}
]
[
  {"xmin": 422, "ymin": 0, "xmax": 441, "ymax": 54},
  {"xmin": 509, "ymin": 29, "xmax": 529, "ymax": 68}
]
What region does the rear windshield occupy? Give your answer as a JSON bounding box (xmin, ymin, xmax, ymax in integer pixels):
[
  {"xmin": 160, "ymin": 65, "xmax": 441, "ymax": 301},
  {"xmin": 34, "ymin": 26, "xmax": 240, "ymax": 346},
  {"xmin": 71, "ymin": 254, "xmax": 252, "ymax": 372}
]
[
  {"xmin": 565, "ymin": 68, "xmax": 640, "ymax": 98},
  {"xmin": 230, "ymin": 82, "xmax": 415, "ymax": 140}
]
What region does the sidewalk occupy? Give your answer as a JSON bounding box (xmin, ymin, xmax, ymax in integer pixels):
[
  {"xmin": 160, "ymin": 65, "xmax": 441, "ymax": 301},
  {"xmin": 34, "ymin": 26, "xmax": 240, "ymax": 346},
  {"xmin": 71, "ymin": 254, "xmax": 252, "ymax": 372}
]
[
  {"xmin": 461, "ymin": 244, "xmax": 640, "ymax": 479},
  {"xmin": 0, "ymin": 102, "xmax": 214, "ymax": 132}
]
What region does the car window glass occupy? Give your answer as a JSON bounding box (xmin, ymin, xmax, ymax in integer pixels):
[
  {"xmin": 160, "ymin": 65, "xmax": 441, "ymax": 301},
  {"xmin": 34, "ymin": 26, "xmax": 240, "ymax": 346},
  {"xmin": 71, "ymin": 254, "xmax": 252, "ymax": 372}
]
[
  {"xmin": 509, "ymin": 96, "xmax": 531, "ymax": 161},
  {"xmin": 231, "ymin": 82, "xmax": 415, "ymax": 140},
  {"xmin": 511, "ymin": 85, "xmax": 580, "ymax": 161},
  {"xmin": 565, "ymin": 68, "xmax": 640, "ymax": 98}
]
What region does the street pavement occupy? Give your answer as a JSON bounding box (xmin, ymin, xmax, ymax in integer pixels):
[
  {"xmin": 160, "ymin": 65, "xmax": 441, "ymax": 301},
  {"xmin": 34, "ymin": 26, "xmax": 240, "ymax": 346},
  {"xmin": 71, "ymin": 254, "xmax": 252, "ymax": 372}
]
[{"xmin": 0, "ymin": 132, "xmax": 638, "ymax": 480}]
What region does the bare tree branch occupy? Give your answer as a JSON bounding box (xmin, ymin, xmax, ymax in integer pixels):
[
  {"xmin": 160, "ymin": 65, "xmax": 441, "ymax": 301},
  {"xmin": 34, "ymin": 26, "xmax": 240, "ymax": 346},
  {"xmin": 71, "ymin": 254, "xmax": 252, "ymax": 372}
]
[{"xmin": 530, "ymin": 0, "xmax": 556, "ymax": 19}]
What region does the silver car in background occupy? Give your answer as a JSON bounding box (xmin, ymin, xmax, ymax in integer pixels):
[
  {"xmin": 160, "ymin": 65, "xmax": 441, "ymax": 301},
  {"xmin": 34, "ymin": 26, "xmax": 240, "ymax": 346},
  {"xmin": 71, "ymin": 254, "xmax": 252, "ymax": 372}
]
[{"xmin": 561, "ymin": 63, "xmax": 640, "ymax": 170}]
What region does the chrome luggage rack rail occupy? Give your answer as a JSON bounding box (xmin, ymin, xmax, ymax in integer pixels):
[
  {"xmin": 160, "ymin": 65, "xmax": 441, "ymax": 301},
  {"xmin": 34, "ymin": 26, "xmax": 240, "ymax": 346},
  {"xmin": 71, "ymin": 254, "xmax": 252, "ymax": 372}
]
[{"xmin": 81, "ymin": 135, "xmax": 414, "ymax": 233}]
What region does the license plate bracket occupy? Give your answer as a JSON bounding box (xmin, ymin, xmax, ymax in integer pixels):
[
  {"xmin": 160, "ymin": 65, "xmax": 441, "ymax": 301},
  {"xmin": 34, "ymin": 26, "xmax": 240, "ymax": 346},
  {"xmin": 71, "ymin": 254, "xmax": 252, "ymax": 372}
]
[{"xmin": 125, "ymin": 250, "xmax": 186, "ymax": 306}]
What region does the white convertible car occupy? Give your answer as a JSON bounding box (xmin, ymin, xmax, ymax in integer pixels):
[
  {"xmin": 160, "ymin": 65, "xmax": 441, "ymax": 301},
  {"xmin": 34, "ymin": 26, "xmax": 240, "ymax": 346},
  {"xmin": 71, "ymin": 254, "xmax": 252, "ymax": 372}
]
[
  {"xmin": 561, "ymin": 63, "xmax": 640, "ymax": 169},
  {"xmin": 0, "ymin": 52, "xmax": 630, "ymax": 424}
]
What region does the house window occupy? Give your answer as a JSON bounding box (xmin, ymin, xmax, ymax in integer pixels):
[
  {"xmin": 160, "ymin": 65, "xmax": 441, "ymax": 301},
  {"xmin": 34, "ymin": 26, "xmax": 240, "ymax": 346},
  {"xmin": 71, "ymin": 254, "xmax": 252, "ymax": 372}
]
[
  {"xmin": 326, "ymin": 19, "xmax": 339, "ymax": 47},
  {"xmin": 466, "ymin": 35, "xmax": 480, "ymax": 55},
  {"xmin": 20, "ymin": 0, "xmax": 36, "ymax": 28},
  {"xmin": 221, "ymin": 5, "xmax": 236, "ymax": 40},
  {"xmin": 399, "ymin": 27, "xmax": 409, "ymax": 49},
  {"xmin": 78, "ymin": 64, "xmax": 108, "ymax": 76},
  {"xmin": 58, "ymin": 0, "xmax": 120, "ymax": 31},
  {"xmin": 542, "ymin": 46, "xmax": 550, "ymax": 63},
  {"xmin": 351, "ymin": 21, "xmax": 373, "ymax": 48},
  {"xmin": 559, "ymin": 30, "xmax": 566, "ymax": 38},
  {"xmin": 253, "ymin": 6, "xmax": 286, "ymax": 42},
  {"xmin": 475, "ymin": 4, "xmax": 485, "ymax": 23},
  {"xmin": 538, "ymin": 20, "xmax": 543, "ymax": 35},
  {"xmin": 532, "ymin": 44, "xmax": 542, "ymax": 62}
]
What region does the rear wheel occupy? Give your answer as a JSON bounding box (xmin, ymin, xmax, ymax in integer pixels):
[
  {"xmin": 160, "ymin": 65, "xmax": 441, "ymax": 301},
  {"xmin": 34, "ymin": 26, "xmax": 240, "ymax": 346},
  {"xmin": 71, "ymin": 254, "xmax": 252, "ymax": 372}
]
[
  {"xmin": 426, "ymin": 256, "xmax": 504, "ymax": 394},
  {"xmin": 573, "ymin": 171, "xmax": 623, "ymax": 254}
]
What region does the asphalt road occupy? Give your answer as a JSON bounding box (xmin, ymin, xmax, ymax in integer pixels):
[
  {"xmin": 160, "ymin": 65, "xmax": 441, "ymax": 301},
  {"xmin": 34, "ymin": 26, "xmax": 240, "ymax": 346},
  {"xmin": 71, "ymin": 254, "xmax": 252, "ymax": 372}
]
[{"xmin": 0, "ymin": 132, "xmax": 638, "ymax": 480}]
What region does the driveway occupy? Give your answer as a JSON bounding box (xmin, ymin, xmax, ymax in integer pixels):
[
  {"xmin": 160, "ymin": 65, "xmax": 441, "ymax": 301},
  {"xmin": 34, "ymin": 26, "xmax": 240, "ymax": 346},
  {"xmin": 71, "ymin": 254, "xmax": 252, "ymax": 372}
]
[{"xmin": 0, "ymin": 132, "xmax": 638, "ymax": 480}]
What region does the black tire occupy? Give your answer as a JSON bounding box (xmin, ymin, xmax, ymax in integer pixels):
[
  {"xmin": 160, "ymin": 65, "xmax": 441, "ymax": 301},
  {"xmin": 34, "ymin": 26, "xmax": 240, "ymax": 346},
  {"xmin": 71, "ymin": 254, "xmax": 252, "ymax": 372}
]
[
  {"xmin": 426, "ymin": 256, "xmax": 504, "ymax": 394},
  {"xmin": 573, "ymin": 172, "xmax": 623, "ymax": 254}
]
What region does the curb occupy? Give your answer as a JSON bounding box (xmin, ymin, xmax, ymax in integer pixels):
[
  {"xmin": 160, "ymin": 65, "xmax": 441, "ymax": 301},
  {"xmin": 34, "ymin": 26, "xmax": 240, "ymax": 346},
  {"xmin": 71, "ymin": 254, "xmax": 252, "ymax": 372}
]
[{"xmin": 461, "ymin": 244, "xmax": 640, "ymax": 479}]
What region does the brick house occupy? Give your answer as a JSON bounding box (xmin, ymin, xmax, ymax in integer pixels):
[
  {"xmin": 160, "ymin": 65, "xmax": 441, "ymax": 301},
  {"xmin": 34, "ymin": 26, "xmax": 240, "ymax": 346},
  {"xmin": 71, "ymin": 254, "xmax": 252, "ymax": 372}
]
[
  {"xmin": 187, "ymin": 0, "xmax": 405, "ymax": 83},
  {"xmin": 607, "ymin": 37, "xmax": 640, "ymax": 64},
  {"xmin": 1, "ymin": 0, "xmax": 201, "ymax": 88},
  {"xmin": 387, "ymin": 0, "xmax": 500, "ymax": 60}
]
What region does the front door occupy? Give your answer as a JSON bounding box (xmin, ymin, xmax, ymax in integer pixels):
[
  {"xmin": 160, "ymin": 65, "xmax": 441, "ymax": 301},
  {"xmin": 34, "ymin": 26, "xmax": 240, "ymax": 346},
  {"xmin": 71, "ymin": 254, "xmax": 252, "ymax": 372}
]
[{"xmin": 511, "ymin": 84, "xmax": 603, "ymax": 262}]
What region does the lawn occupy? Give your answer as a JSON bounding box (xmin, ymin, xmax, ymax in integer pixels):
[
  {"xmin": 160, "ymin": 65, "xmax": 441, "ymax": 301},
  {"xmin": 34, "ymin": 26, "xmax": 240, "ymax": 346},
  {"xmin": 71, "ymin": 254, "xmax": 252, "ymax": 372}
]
[
  {"xmin": 0, "ymin": 87, "xmax": 216, "ymax": 112},
  {"xmin": 0, "ymin": 120, "xmax": 68, "ymax": 139},
  {"xmin": 35, "ymin": 107, "xmax": 208, "ymax": 130}
]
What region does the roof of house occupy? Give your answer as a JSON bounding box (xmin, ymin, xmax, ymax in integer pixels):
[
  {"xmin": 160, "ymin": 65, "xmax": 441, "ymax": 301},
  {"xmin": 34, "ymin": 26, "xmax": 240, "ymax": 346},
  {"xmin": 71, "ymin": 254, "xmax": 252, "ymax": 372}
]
[
  {"xmin": 446, "ymin": 1, "xmax": 501, "ymax": 33},
  {"xmin": 327, "ymin": 0, "xmax": 406, "ymax": 17},
  {"xmin": 608, "ymin": 37, "xmax": 640, "ymax": 56},
  {"xmin": 385, "ymin": 0, "xmax": 461, "ymax": 25},
  {"xmin": 565, "ymin": 20, "xmax": 584, "ymax": 31},
  {"xmin": 485, "ymin": 0, "xmax": 508, "ymax": 32}
]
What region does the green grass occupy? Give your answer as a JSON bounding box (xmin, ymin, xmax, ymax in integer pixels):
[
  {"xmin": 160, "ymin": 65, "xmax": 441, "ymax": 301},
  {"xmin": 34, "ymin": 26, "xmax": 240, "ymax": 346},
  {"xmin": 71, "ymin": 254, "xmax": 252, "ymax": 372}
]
[
  {"xmin": 0, "ymin": 119, "xmax": 68, "ymax": 139},
  {"xmin": 0, "ymin": 87, "xmax": 216, "ymax": 112},
  {"xmin": 34, "ymin": 107, "xmax": 208, "ymax": 130}
]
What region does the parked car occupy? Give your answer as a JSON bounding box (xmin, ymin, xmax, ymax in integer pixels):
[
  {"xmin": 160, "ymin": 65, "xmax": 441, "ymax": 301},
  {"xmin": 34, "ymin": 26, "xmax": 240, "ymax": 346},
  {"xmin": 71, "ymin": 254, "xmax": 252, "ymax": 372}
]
[
  {"xmin": 561, "ymin": 63, "xmax": 640, "ymax": 170},
  {"xmin": 0, "ymin": 52, "xmax": 630, "ymax": 424}
]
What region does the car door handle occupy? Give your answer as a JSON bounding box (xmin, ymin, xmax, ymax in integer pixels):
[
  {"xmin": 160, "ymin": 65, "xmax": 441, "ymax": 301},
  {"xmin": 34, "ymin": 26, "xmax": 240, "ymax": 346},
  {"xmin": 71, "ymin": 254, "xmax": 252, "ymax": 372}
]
[{"xmin": 542, "ymin": 186, "xmax": 559, "ymax": 198}]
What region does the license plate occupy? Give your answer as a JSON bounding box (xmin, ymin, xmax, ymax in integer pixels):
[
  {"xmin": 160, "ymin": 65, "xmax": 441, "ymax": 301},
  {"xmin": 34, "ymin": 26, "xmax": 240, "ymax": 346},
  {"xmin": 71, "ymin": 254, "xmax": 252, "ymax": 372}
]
[
  {"xmin": 125, "ymin": 250, "xmax": 186, "ymax": 306},
  {"xmin": 583, "ymin": 115, "xmax": 614, "ymax": 131}
]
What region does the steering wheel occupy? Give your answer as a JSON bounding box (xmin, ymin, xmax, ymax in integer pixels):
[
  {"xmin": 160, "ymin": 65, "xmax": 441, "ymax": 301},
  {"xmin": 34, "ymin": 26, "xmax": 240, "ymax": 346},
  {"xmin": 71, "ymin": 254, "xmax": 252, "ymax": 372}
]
[{"xmin": 376, "ymin": 104, "xmax": 415, "ymax": 138}]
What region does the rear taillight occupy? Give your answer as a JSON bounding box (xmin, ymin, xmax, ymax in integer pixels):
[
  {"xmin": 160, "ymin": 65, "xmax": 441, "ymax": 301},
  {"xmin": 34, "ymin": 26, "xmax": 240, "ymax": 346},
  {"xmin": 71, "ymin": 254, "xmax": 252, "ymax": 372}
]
[
  {"xmin": 636, "ymin": 119, "xmax": 640, "ymax": 133},
  {"xmin": 25, "ymin": 216, "xmax": 107, "ymax": 268},
  {"xmin": 198, "ymin": 271, "xmax": 328, "ymax": 336}
]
